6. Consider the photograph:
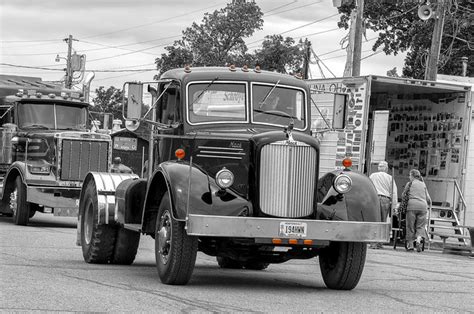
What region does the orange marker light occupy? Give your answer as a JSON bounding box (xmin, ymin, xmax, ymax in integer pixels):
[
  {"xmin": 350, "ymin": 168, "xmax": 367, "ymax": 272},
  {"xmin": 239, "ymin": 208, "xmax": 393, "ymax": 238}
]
[
  {"xmin": 272, "ymin": 239, "xmax": 282, "ymax": 245},
  {"xmin": 342, "ymin": 158, "xmax": 352, "ymax": 168},
  {"xmin": 175, "ymin": 148, "xmax": 185, "ymax": 160},
  {"xmin": 303, "ymin": 239, "xmax": 313, "ymax": 245},
  {"xmin": 288, "ymin": 239, "xmax": 298, "ymax": 245}
]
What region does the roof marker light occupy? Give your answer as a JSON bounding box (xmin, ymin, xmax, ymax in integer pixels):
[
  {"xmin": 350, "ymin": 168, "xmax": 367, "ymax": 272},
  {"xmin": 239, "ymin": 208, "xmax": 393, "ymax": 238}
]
[
  {"xmin": 229, "ymin": 64, "xmax": 236, "ymax": 72},
  {"xmin": 241, "ymin": 65, "xmax": 249, "ymax": 72},
  {"xmin": 184, "ymin": 65, "xmax": 191, "ymax": 73},
  {"xmin": 254, "ymin": 65, "xmax": 261, "ymax": 73}
]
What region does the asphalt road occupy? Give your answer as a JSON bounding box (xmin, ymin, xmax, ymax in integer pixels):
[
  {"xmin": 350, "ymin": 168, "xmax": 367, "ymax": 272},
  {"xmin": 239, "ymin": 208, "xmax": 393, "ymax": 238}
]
[{"xmin": 1, "ymin": 213, "xmax": 473, "ymax": 313}]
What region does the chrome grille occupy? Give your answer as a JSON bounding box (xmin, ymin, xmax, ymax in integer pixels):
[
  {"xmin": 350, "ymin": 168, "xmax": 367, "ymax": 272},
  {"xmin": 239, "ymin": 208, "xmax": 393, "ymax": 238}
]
[
  {"xmin": 259, "ymin": 140, "xmax": 317, "ymax": 218},
  {"xmin": 60, "ymin": 139, "xmax": 109, "ymax": 181}
]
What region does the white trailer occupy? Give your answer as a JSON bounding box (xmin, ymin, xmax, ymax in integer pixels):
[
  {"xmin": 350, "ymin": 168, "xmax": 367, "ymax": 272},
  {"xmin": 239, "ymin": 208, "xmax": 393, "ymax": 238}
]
[{"xmin": 307, "ymin": 75, "xmax": 473, "ymax": 250}]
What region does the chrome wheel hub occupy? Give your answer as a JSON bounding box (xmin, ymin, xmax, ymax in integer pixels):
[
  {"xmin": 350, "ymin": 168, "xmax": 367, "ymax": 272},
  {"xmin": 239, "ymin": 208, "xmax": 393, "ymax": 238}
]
[
  {"xmin": 158, "ymin": 210, "xmax": 172, "ymax": 265},
  {"xmin": 9, "ymin": 188, "xmax": 18, "ymax": 215},
  {"xmin": 83, "ymin": 203, "xmax": 93, "ymax": 245}
]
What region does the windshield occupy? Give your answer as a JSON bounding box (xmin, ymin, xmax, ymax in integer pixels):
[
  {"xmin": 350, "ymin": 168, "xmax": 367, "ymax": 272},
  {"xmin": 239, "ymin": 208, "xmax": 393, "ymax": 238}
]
[
  {"xmin": 252, "ymin": 84, "xmax": 306, "ymax": 129},
  {"xmin": 18, "ymin": 103, "xmax": 87, "ymax": 130},
  {"xmin": 187, "ymin": 82, "xmax": 247, "ymax": 124}
]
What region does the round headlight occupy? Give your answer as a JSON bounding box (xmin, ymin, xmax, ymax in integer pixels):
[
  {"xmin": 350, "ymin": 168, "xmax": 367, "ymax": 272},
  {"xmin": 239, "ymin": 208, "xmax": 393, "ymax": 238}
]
[
  {"xmin": 216, "ymin": 168, "xmax": 234, "ymax": 189},
  {"xmin": 333, "ymin": 174, "xmax": 352, "ymax": 194}
]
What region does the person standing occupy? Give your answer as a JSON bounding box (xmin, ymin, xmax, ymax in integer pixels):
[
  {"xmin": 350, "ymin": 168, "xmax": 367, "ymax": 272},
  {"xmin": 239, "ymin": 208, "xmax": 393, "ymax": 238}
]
[
  {"xmin": 369, "ymin": 161, "xmax": 398, "ymax": 249},
  {"xmin": 401, "ymin": 169, "xmax": 431, "ymax": 252}
]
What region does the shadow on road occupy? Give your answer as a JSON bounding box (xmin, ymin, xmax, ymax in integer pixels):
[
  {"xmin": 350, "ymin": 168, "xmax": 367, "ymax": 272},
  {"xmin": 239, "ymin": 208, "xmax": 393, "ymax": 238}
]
[{"xmin": 0, "ymin": 215, "xmax": 77, "ymax": 229}]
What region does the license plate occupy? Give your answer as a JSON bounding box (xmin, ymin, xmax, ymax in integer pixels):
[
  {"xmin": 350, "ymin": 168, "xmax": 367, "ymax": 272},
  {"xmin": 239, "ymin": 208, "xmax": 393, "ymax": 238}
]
[{"xmin": 279, "ymin": 222, "xmax": 307, "ymax": 238}]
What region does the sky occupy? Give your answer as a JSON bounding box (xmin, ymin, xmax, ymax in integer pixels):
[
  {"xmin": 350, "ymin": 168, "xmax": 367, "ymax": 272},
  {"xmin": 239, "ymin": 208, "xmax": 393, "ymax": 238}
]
[{"xmin": 0, "ymin": 0, "xmax": 407, "ymax": 94}]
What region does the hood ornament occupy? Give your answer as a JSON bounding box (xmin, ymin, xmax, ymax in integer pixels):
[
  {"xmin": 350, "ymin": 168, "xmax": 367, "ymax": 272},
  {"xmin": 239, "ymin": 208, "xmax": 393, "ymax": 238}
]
[{"xmin": 285, "ymin": 119, "xmax": 296, "ymax": 145}]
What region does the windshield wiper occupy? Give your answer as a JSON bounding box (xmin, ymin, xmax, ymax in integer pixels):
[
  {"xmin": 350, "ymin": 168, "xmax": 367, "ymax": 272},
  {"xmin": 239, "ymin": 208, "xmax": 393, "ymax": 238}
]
[
  {"xmin": 257, "ymin": 80, "xmax": 280, "ymax": 109},
  {"xmin": 189, "ymin": 77, "xmax": 219, "ymax": 109},
  {"xmin": 253, "ymin": 108, "xmax": 297, "ymax": 121},
  {"xmin": 22, "ymin": 124, "xmax": 50, "ymax": 130}
]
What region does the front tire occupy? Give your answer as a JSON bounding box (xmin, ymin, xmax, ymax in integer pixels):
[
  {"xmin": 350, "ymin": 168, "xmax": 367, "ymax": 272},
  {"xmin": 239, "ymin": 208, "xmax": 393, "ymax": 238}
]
[
  {"xmin": 11, "ymin": 177, "xmax": 29, "ymax": 226},
  {"xmin": 80, "ymin": 181, "xmax": 117, "ymax": 263},
  {"xmin": 155, "ymin": 191, "xmax": 198, "ymax": 285},
  {"xmin": 319, "ymin": 241, "xmax": 367, "ymax": 290}
]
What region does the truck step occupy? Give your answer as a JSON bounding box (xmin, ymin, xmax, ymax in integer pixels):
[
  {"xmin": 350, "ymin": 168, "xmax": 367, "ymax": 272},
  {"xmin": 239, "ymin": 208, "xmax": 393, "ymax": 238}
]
[{"xmin": 124, "ymin": 223, "xmax": 141, "ymax": 232}]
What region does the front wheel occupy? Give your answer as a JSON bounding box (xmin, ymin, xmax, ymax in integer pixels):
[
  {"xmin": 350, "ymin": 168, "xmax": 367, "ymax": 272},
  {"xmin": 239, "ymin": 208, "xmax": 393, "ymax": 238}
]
[
  {"xmin": 155, "ymin": 191, "xmax": 198, "ymax": 285},
  {"xmin": 319, "ymin": 242, "xmax": 367, "ymax": 290},
  {"xmin": 11, "ymin": 177, "xmax": 29, "ymax": 226},
  {"xmin": 80, "ymin": 181, "xmax": 117, "ymax": 263}
]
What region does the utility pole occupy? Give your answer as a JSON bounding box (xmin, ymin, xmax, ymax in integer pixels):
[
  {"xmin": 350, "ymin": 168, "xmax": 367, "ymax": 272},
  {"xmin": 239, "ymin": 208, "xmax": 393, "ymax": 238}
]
[
  {"xmin": 424, "ymin": 0, "xmax": 446, "ymax": 81},
  {"xmin": 352, "ymin": 0, "xmax": 364, "ymax": 76},
  {"xmin": 302, "ymin": 39, "xmax": 311, "ymax": 79},
  {"xmin": 64, "ymin": 35, "xmax": 77, "ymax": 89}
]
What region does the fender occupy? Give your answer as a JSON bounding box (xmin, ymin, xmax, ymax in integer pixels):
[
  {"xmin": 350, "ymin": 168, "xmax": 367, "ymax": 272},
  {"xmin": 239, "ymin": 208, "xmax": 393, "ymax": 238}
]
[
  {"xmin": 78, "ymin": 172, "xmax": 139, "ymax": 225},
  {"xmin": 143, "ymin": 161, "xmax": 251, "ymax": 227},
  {"xmin": 0, "ymin": 162, "xmax": 26, "ymax": 203},
  {"xmin": 316, "ymin": 170, "xmax": 379, "ymax": 222}
]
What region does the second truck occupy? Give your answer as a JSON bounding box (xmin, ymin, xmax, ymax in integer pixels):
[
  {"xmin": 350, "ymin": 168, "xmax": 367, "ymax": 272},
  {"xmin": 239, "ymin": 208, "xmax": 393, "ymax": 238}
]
[{"xmin": 0, "ymin": 75, "xmax": 112, "ymax": 225}]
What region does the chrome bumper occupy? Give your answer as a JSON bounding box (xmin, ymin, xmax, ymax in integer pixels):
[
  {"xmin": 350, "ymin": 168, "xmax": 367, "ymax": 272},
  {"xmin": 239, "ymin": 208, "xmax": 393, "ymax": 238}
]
[
  {"xmin": 186, "ymin": 214, "xmax": 391, "ymax": 242},
  {"xmin": 27, "ymin": 186, "xmax": 81, "ymax": 210}
]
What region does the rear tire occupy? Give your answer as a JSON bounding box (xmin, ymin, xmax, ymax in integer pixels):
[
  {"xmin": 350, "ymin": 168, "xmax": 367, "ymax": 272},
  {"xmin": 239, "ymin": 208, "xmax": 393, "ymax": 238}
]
[
  {"xmin": 11, "ymin": 177, "xmax": 29, "ymax": 226},
  {"xmin": 216, "ymin": 256, "xmax": 243, "ymax": 269},
  {"xmin": 319, "ymin": 242, "xmax": 366, "ymax": 290},
  {"xmin": 112, "ymin": 228, "xmax": 140, "ymax": 265},
  {"xmin": 155, "ymin": 191, "xmax": 198, "ymax": 285},
  {"xmin": 80, "ymin": 181, "xmax": 117, "ymax": 263}
]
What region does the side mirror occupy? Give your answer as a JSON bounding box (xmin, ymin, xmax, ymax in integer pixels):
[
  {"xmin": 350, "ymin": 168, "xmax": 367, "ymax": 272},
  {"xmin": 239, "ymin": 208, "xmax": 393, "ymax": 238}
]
[
  {"xmin": 123, "ymin": 82, "xmax": 143, "ymax": 120},
  {"xmin": 332, "ymin": 93, "xmax": 347, "ymax": 129}
]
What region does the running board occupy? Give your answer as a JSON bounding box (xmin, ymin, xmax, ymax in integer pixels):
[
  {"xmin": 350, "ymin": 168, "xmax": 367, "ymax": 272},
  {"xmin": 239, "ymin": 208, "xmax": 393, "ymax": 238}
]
[{"xmin": 124, "ymin": 223, "xmax": 141, "ymax": 232}]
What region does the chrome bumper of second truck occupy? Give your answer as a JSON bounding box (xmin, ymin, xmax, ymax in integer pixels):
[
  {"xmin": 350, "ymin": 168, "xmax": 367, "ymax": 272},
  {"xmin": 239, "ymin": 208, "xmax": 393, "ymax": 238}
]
[
  {"xmin": 27, "ymin": 185, "xmax": 80, "ymax": 215},
  {"xmin": 186, "ymin": 214, "xmax": 391, "ymax": 242}
]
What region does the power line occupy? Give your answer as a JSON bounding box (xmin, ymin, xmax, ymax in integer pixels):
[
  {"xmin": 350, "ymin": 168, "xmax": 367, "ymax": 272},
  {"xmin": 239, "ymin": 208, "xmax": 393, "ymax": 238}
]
[
  {"xmin": 263, "ymin": 1, "xmax": 298, "ymax": 15},
  {"xmin": 0, "ymin": 38, "xmax": 61, "ymax": 43},
  {"xmin": 246, "ymin": 13, "xmax": 339, "ymax": 47},
  {"xmin": 0, "ymin": 62, "xmax": 156, "ymax": 72},
  {"xmin": 80, "ymin": 2, "xmax": 227, "ymax": 39},
  {"xmin": 265, "ymin": 1, "xmax": 322, "ymax": 17},
  {"xmin": 0, "ymin": 63, "xmax": 65, "ymax": 71}
]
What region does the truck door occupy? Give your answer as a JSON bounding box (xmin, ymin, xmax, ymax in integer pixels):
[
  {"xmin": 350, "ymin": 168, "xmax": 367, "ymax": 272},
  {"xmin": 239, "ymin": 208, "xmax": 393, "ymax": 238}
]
[
  {"xmin": 157, "ymin": 84, "xmax": 181, "ymax": 164},
  {"xmin": 365, "ymin": 110, "xmax": 389, "ymax": 175}
]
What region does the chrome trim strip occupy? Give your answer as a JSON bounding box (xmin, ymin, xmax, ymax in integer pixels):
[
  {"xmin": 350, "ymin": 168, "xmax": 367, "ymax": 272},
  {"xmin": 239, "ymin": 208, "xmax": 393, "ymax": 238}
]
[
  {"xmin": 196, "ymin": 154, "xmax": 242, "ymax": 160},
  {"xmin": 186, "ymin": 214, "xmax": 391, "ymax": 242},
  {"xmin": 199, "ymin": 150, "xmax": 245, "ymax": 156},
  {"xmin": 197, "ymin": 146, "xmax": 244, "ymax": 151}
]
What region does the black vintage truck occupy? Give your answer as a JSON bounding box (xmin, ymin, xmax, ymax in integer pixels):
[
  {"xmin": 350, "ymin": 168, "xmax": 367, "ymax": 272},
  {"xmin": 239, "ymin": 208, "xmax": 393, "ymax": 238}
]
[{"xmin": 77, "ymin": 67, "xmax": 389, "ymax": 290}]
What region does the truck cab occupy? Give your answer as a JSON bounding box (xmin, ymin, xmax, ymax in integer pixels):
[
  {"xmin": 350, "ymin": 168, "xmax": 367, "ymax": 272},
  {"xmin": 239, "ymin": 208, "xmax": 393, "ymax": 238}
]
[
  {"xmin": 77, "ymin": 67, "xmax": 390, "ymax": 290},
  {"xmin": 0, "ymin": 75, "xmax": 111, "ymax": 225}
]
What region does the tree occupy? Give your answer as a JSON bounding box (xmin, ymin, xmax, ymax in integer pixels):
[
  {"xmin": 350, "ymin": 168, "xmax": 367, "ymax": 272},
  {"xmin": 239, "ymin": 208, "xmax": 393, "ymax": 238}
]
[
  {"xmin": 155, "ymin": 1, "xmax": 264, "ymax": 77},
  {"xmin": 92, "ymin": 86, "xmax": 123, "ymax": 120},
  {"xmin": 254, "ymin": 35, "xmax": 306, "ymax": 74},
  {"xmin": 337, "ymin": 0, "xmax": 473, "ymax": 78}
]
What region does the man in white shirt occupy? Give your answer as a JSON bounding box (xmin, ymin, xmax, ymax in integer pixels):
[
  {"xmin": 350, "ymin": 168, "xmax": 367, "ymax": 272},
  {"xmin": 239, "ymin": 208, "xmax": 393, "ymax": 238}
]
[{"xmin": 369, "ymin": 160, "xmax": 398, "ymax": 249}]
